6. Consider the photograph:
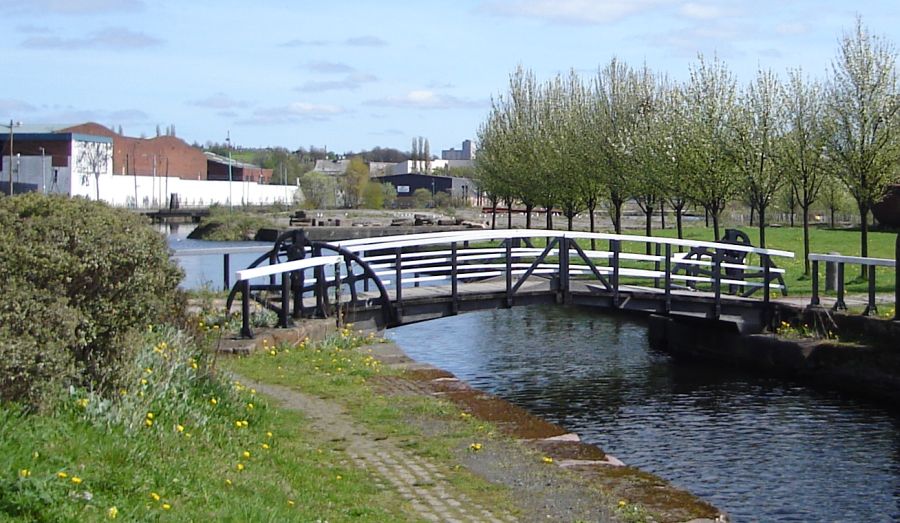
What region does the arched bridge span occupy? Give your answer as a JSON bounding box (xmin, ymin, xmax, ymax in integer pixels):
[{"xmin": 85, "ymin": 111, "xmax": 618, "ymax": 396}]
[{"xmin": 226, "ymin": 229, "xmax": 794, "ymax": 338}]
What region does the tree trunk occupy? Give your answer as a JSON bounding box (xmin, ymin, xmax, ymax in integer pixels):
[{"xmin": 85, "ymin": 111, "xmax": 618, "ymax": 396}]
[
  {"xmin": 644, "ymin": 206, "xmax": 653, "ymax": 255},
  {"xmin": 95, "ymin": 177, "xmax": 100, "ymax": 201},
  {"xmin": 567, "ymin": 213, "xmax": 574, "ymax": 231},
  {"xmin": 749, "ymin": 206, "xmax": 755, "ymax": 227},
  {"xmin": 660, "ymin": 201, "xmax": 666, "ymax": 229},
  {"xmin": 830, "ymin": 207, "xmax": 836, "ymax": 229},
  {"xmin": 589, "ymin": 205, "xmax": 596, "ymax": 250},
  {"xmin": 507, "ymin": 201, "xmax": 512, "ymax": 229},
  {"xmin": 790, "ymin": 208, "xmax": 795, "ymax": 227},
  {"xmin": 712, "ymin": 210, "xmax": 720, "ymax": 241},
  {"xmin": 611, "ymin": 202, "xmax": 622, "ymax": 234},
  {"xmin": 491, "ymin": 201, "xmax": 497, "ymax": 230},
  {"xmin": 546, "ymin": 207, "xmax": 553, "ymax": 230},
  {"xmin": 860, "ymin": 205, "xmax": 869, "ymax": 279},
  {"xmin": 705, "ymin": 208, "xmax": 709, "ymax": 227},
  {"xmin": 525, "ymin": 204, "xmax": 533, "ymax": 229},
  {"xmin": 758, "ymin": 206, "xmax": 766, "ymax": 249},
  {"xmin": 675, "ymin": 207, "xmax": 684, "ymax": 252},
  {"xmin": 802, "ymin": 204, "xmax": 811, "ymax": 275}
]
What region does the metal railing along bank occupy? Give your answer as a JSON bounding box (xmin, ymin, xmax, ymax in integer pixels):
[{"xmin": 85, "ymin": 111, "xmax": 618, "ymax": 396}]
[
  {"xmin": 808, "ymin": 253, "xmax": 897, "ymax": 316},
  {"xmin": 228, "ymin": 229, "xmax": 795, "ymax": 338}
]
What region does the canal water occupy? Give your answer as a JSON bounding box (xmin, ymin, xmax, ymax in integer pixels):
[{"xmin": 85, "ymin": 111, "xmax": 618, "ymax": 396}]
[
  {"xmin": 168, "ymin": 230, "xmax": 900, "ymax": 522},
  {"xmin": 388, "ymin": 307, "xmax": 900, "ymax": 523}
]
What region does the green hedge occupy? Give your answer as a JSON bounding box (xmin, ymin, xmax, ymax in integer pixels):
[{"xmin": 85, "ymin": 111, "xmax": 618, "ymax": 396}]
[{"xmin": 0, "ymin": 194, "xmax": 184, "ymax": 406}]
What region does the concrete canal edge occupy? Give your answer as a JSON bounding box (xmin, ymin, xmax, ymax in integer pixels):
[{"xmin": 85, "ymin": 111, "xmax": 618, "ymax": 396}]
[
  {"xmin": 220, "ymin": 319, "xmax": 728, "ymax": 523},
  {"xmin": 648, "ymin": 313, "xmax": 900, "ymax": 405}
]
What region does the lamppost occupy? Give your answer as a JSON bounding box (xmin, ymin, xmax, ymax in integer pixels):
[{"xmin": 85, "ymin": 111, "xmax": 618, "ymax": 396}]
[
  {"xmin": 431, "ymin": 179, "xmax": 435, "ymax": 207},
  {"xmin": 3, "ymin": 119, "xmax": 22, "ymax": 195},
  {"xmin": 39, "ymin": 147, "xmax": 46, "ymax": 194},
  {"xmin": 226, "ymin": 131, "xmax": 233, "ymax": 209}
]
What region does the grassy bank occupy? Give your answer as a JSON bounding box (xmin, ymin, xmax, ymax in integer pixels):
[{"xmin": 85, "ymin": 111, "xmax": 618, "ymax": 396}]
[
  {"xmin": 188, "ymin": 206, "xmax": 280, "ymax": 241},
  {"xmin": 0, "ymin": 326, "xmax": 407, "ymax": 521}
]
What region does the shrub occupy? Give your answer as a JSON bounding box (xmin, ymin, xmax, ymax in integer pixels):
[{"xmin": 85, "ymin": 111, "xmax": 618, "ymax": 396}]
[{"xmin": 0, "ymin": 194, "xmax": 184, "ymax": 405}]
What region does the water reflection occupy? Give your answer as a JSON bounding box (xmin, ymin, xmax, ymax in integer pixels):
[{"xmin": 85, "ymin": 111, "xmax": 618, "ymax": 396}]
[{"xmin": 388, "ymin": 305, "xmax": 900, "ymax": 522}]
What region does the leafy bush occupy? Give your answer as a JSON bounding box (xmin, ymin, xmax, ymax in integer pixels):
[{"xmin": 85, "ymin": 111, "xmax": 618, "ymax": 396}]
[
  {"xmin": 189, "ymin": 206, "xmax": 276, "ymax": 241},
  {"xmin": 0, "ymin": 194, "xmax": 184, "ymax": 405}
]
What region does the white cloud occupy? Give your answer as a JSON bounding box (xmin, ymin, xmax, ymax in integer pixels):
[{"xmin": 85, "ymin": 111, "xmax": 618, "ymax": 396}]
[
  {"xmin": 481, "ymin": 0, "xmax": 673, "ymax": 25},
  {"xmin": 189, "ymin": 93, "xmax": 250, "ymax": 110},
  {"xmin": 679, "ymin": 2, "xmax": 729, "ymax": 20},
  {"xmin": 295, "ymin": 73, "xmax": 378, "ymax": 93},
  {"xmin": 0, "ymin": 0, "xmax": 144, "ymax": 15},
  {"xmin": 240, "ymin": 102, "xmax": 346, "ymax": 125},
  {"xmin": 367, "ymin": 90, "xmax": 485, "ymax": 110},
  {"xmin": 21, "ymin": 27, "xmax": 162, "ymax": 50}
]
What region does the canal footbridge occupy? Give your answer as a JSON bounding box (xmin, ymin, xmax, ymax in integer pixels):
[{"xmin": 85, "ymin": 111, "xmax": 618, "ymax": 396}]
[{"xmin": 220, "ymin": 229, "xmax": 795, "ymax": 339}]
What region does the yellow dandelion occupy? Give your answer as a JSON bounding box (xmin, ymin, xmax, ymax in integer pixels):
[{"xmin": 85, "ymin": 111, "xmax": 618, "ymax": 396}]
[
  {"xmin": 236, "ymin": 463, "xmax": 245, "ymax": 472},
  {"xmin": 261, "ymin": 443, "xmax": 270, "ymax": 450},
  {"xmin": 246, "ymin": 403, "xmax": 254, "ymax": 410},
  {"xmin": 140, "ymin": 379, "xmax": 148, "ymax": 386},
  {"xmin": 242, "ymin": 450, "xmax": 251, "ymax": 459},
  {"xmin": 241, "ymin": 420, "xmax": 249, "ymax": 427},
  {"xmin": 266, "ymin": 431, "xmax": 273, "ymax": 438},
  {"xmin": 145, "ymin": 418, "xmax": 154, "ymax": 427},
  {"xmin": 146, "ymin": 412, "xmax": 154, "ymax": 420},
  {"xmin": 250, "ymin": 388, "xmax": 256, "ymax": 395},
  {"xmin": 210, "ymin": 398, "xmax": 218, "ymax": 406},
  {"xmin": 225, "ymin": 478, "xmax": 232, "ymax": 486},
  {"xmin": 542, "ymin": 456, "xmax": 554, "ymax": 464},
  {"xmin": 162, "ymin": 503, "xmax": 171, "ymax": 510},
  {"xmin": 144, "ymin": 368, "xmax": 153, "ymax": 374},
  {"xmin": 77, "ymin": 398, "xmax": 89, "ymax": 408},
  {"xmin": 191, "ymin": 361, "xmax": 198, "ymax": 370},
  {"xmin": 469, "ymin": 442, "xmax": 483, "ymax": 452},
  {"xmin": 287, "ymin": 500, "xmax": 295, "ymax": 507},
  {"xmin": 57, "ymin": 471, "xmax": 68, "ymax": 479},
  {"xmin": 107, "ymin": 506, "xmax": 118, "ymax": 519},
  {"xmin": 19, "ymin": 469, "xmax": 30, "ymax": 478},
  {"xmin": 618, "ymin": 500, "xmax": 627, "ymax": 507},
  {"xmin": 71, "ymin": 476, "xmax": 82, "ymax": 485},
  {"xmin": 32, "ymin": 451, "xmax": 39, "ymax": 459},
  {"xmin": 176, "ymin": 424, "xmax": 185, "ymax": 433},
  {"xmin": 336, "ymin": 475, "xmax": 342, "ymax": 480},
  {"xmin": 269, "ymin": 349, "xmax": 277, "ymax": 356},
  {"xmin": 150, "ymin": 492, "xmax": 160, "ymax": 501}
]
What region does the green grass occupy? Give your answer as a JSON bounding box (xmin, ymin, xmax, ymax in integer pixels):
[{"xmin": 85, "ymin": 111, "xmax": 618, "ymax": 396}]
[{"xmin": 0, "ymin": 327, "xmax": 406, "ymax": 522}]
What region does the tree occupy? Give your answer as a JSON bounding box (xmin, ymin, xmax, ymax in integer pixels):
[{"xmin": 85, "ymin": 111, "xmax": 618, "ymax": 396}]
[
  {"xmin": 381, "ymin": 183, "xmax": 397, "ymax": 208},
  {"xmin": 341, "ymin": 156, "xmax": 369, "ymax": 208},
  {"xmin": 781, "ymin": 69, "xmax": 827, "ymax": 274},
  {"xmin": 298, "ymin": 171, "xmax": 336, "ymax": 209},
  {"xmin": 824, "ymin": 17, "xmax": 900, "ymax": 271},
  {"xmin": 424, "ymin": 138, "xmax": 431, "ymax": 172},
  {"xmin": 412, "ymin": 188, "xmax": 431, "ymax": 208},
  {"xmin": 682, "ymin": 54, "xmax": 740, "ymax": 240},
  {"xmin": 631, "ymin": 66, "xmax": 666, "ymax": 248},
  {"xmin": 733, "ymin": 68, "xmax": 784, "ymax": 248},
  {"xmin": 77, "ymin": 141, "xmax": 111, "ymax": 201},
  {"xmin": 361, "ymin": 181, "xmax": 384, "ymax": 209},
  {"xmin": 820, "ymin": 174, "xmax": 851, "ymax": 228}
]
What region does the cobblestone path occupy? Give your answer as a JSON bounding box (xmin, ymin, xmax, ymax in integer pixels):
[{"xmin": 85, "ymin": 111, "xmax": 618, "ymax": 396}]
[{"xmin": 238, "ymin": 377, "xmax": 518, "ymax": 523}]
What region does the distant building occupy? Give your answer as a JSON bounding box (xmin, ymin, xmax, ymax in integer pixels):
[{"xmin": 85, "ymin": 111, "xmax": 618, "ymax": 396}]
[
  {"xmin": 374, "ymin": 173, "xmax": 476, "ymax": 206},
  {"xmin": 441, "ymin": 139, "xmax": 475, "ymax": 161},
  {"xmin": 313, "ymin": 159, "xmax": 351, "ymax": 175},
  {"xmin": 205, "ymin": 152, "xmax": 271, "ymax": 183}
]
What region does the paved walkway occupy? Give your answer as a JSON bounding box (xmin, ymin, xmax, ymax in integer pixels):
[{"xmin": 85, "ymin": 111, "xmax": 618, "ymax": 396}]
[{"xmin": 237, "ymin": 376, "xmax": 518, "ymax": 523}]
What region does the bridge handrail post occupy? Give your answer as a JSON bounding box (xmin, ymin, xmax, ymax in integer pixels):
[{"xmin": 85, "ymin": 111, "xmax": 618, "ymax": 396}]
[
  {"xmin": 810, "ymin": 259, "xmax": 820, "ymax": 306},
  {"xmin": 240, "ymin": 279, "xmax": 253, "ymax": 339},
  {"xmin": 654, "ymin": 243, "xmax": 662, "ymax": 288},
  {"xmin": 896, "ymin": 233, "xmax": 899, "ymax": 321},
  {"xmin": 713, "ymin": 249, "xmax": 722, "ymax": 320},
  {"xmin": 314, "ymin": 245, "xmax": 328, "ymax": 318},
  {"xmin": 864, "ymin": 264, "xmax": 877, "ymax": 316},
  {"xmin": 505, "ymin": 239, "xmax": 513, "ymax": 307},
  {"xmin": 361, "ymin": 250, "xmax": 370, "ymax": 293},
  {"xmin": 279, "ymin": 269, "xmax": 290, "ymax": 328},
  {"xmin": 334, "ymin": 262, "xmax": 342, "ymax": 326},
  {"xmin": 451, "ymin": 242, "xmax": 459, "ymax": 314},
  {"xmin": 664, "ymin": 243, "xmax": 672, "ymax": 314},
  {"xmin": 835, "ymin": 263, "xmax": 847, "ymax": 310},
  {"xmin": 394, "ymin": 248, "xmax": 403, "ymax": 315},
  {"xmin": 611, "ymin": 239, "xmax": 620, "ymax": 306},
  {"xmin": 560, "ymin": 236, "xmax": 570, "ymax": 302},
  {"xmin": 224, "ymin": 253, "xmax": 231, "ymax": 291},
  {"xmin": 763, "ymin": 252, "xmax": 772, "ymax": 328},
  {"xmin": 292, "ymin": 268, "xmax": 304, "ymax": 319}
]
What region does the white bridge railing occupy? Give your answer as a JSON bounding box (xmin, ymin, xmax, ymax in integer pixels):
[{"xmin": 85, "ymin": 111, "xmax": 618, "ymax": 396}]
[
  {"xmin": 227, "ymin": 229, "xmax": 794, "ymax": 338},
  {"xmin": 809, "ymin": 253, "xmax": 897, "ymax": 315}
]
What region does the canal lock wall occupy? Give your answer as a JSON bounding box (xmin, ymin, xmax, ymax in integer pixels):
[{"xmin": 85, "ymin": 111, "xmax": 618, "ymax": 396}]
[{"xmin": 648, "ymin": 313, "xmax": 900, "ymax": 406}]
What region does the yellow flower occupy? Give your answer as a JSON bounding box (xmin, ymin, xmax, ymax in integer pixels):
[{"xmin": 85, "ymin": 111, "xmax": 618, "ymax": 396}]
[
  {"xmin": 140, "ymin": 379, "xmax": 148, "ymax": 385},
  {"xmin": 162, "ymin": 503, "xmax": 171, "ymax": 510},
  {"xmin": 150, "ymin": 492, "xmax": 161, "ymax": 501},
  {"xmin": 542, "ymin": 456, "xmax": 554, "ymax": 464},
  {"xmin": 18, "ymin": 469, "xmax": 30, "ymax": 478},
  {"xmin": 241, "ymin": 420, "xmax": 249, "ymax": 427},
  {"xmin": 336, "ymin": 475, "xmax": 342, "ymax": 480},
  {"xmin": 261, "ymin": 443, "xmax": 270, "ymax": 450},
  {"xmin": 242, "ymin": 450, "xmax": 251, "ymax": 459},
  {"xmin": 77, "ymin": 398, "xmax": 89, "ymax": 408},
  {"xmin": 57, "ymin": 471, "xmax": 68, "ymax": 479},
  {"xmin": 469, "ymin": 442, "xmax": 483, "ymax": 452},
  {"xmin": 287, "ymin": 500, "xmax": 295, "ymax": 507},
  {"xmin": 176, "ymin": 424, "xmax": 185, "ymax": 433},
  {"xmin": 269, "ymin": 349, "xmax": 277, "ymax": 356},
  {"xmin": 246, "ymin": 403, "xmax": 254, "ymax": 410},
  {"xmin": 107, "ymin": 506, "xmax": 118, "ymax": 519},
  {"xmin": 32, "ymin": 451, "xmax": 39, "ymax": 459},
  {"xmin": 146, "ymin": 412, "xmax": 154, "ymax": 420},
  {"xmin": 71, "ymin": 476, "xmax": 82, "ymax": 485},
  {"xmin": 266, "ymin": 431, "xmax": 273, "ymax": 438},
  {"xmin": 250, "ymin": 388, "xmax": 256, "ymax": 395},
  {"xmin": 210, "ymin": 398, "xmax": 218, "ymax": 406},
  {"xmin": 191, "ymin": 361, "xmax": 198, "ymax": 370},
  {"xmin": 144, "ymin": 368, "xmax": 153, "ymax": 374},
  {"xmin": 145, "ymin": 418, "xmax": 154, "ymax": 427},
  {"xmin": 225, "ymin": 478, "xmax": 232, "ymax": 486},
  {"xmin": 236, "ymin": 463, "xmax": 245, "ymax": 472}
]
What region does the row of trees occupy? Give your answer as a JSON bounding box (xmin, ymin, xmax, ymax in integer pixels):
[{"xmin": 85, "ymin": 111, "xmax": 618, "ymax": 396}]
[{"xmin": 475, "ymin": 18, "xmax": 900, "ymax": 274}]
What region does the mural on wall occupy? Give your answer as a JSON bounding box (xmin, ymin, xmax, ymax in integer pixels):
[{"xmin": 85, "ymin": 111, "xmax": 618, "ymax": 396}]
[{"xmin": 76, "ymin": 141, "xmax": 112, "ymax": 200}]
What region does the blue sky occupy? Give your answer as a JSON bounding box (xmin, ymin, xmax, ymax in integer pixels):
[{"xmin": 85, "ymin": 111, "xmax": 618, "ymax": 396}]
[{"xmin": 1, "ymin": 0, "xmax": 898, "ymax": 153}]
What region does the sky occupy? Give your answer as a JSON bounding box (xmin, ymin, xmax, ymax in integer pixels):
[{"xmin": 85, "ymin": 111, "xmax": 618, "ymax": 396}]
[{"xmin": 1, "ymin": 0, "xmax": 899, "ymax": 154}]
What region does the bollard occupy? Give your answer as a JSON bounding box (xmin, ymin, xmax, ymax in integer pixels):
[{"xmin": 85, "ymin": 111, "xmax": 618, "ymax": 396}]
[
  {"xmin": 895, "ymin": 233, "xmax": 899, "ymax": 321},
  {"xmin": 825, "ymin": 252, "xmax": 840, "ymax": 292}
]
